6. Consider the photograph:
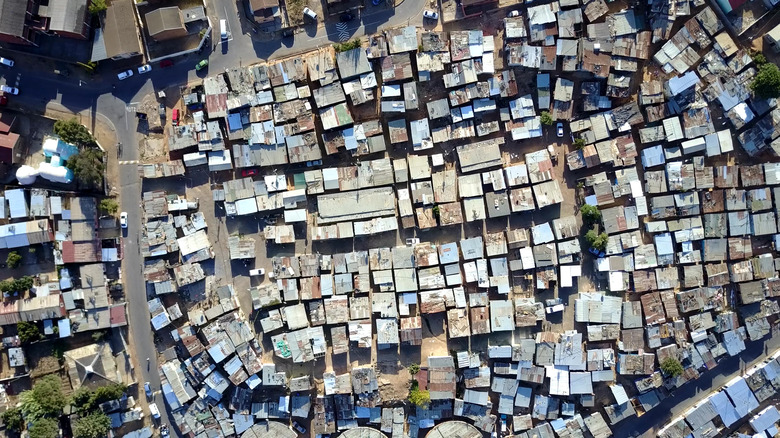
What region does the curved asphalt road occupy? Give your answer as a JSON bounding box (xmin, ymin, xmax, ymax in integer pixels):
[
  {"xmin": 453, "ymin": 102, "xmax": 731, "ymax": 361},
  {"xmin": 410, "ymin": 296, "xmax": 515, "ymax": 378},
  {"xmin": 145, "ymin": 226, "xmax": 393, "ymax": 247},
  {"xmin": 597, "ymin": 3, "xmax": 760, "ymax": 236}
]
[{"xmin": 0, "ymin": 0, "xmax": 426, "ymax": 434}]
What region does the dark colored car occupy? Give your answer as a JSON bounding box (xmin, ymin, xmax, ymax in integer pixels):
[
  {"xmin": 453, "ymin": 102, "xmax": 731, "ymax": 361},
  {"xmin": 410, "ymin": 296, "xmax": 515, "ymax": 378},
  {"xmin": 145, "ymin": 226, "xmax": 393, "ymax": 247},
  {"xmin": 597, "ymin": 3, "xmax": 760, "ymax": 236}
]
[
  {"xmin": 340, "ymin": 13, "xmax": 355, "ymax": 22},
  {"xmin": 159, "ymin": 59, "xmax": 174, "ymax": 68}
]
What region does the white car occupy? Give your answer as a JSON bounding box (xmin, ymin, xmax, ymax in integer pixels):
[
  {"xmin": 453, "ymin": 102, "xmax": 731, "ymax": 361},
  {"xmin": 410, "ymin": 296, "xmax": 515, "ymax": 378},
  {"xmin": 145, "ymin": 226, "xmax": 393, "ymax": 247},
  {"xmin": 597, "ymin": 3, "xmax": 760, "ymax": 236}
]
[
  {"xmin": 137, "ymin": 64, "xmax": 152, "ymax": 74},
  {"xmin": 149, "ymin": 402, "xmax": 160, "ymax": 420},
  {"xmin": 0, "ymin": 57, "xmax": 14, "ymax": 67},
  {"xmin": 507, "ymin": 10, "xmax": 520, "ymax": 17},
  {"xmin": 303, "ymin": 7, "xmax": 317, "ymax": 20},
  {"xmin": 0, "ymin": 85, "xmax": 18, "ymax": 95},
  {"xmin": 117, "ymin": 70, "xmax": 133, "ymax": 80},
  {"xmin": 423, "ymin": 10, "xmax": 439, "ymax": 20},
  {"xmin": 120, "ymin": 212, "xmax": 128, "ymax": 228},
  {"xmin": 556, "ymin": 122, "xmax": 564, "ymax": 138}
]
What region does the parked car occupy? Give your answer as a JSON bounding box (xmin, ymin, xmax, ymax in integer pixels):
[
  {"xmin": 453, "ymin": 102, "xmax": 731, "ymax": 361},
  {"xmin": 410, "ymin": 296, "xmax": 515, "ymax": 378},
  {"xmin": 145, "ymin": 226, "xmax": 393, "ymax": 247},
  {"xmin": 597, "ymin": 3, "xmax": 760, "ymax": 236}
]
[
  {"xmin": 149, "ymin": 402, "xmax": 160, "ymax": 420},
  {"xmin": 195, "ymin": 59, "xmax": 209, "ymax": 71},
  {"xmin": 0, "ymin": 85, "xmax": 17, "ymax": 95},
  {"xmin": 172, "ymin": 108, "xmax": 179, "ymax": 126},
  {"xmin": 0, "ymin": 95, "xmax": 8, "ymax": 106},
  {"xmin": 588, "ymin": 247, "xmax": 606, "ymax": 258},
  {"xmin": 249, "ymin": 268, "xmax": 265, "ymax": 276},
  {"xmin": 160, "ymin": 425, "xmax": 170, "ymax": 438},
  {"xmin": 306, "ymin": 160, "xmax": 322, "ymax": 167},
  {"xmin": 0, "ymin": 57, "xmax": 14, "ymax": 67},
  {"xmin": 292, "ymin": 421, "xmax": 306, "ymax": 434},
  {"xmin": 159, "ymin": 103, "xmax": 166, "ymax": 118},
  {"xmin": 340, "ymin": 13, "xmax": 354, "ymax": 22},
  {"xmin": 120, "ymin": 212, "xmax": 128, "ymax": 228},
  {"xmin": 303, "ymin": 7, "xmax": 317, "ymax": 20},
  {"xmin": 241, "ymin": 168, "xmax": 258, "ymax": 177},
  {"xmin": 159, "ymin": 59, "xmax": 174, "ymax": 68},
  {"xmin": 507, "ymin": 10, "xmax": 520, "ymax": 17},
  {"xmin": 117, "ymin": 70, "xmax": 133, "ymax": 80},
  {"xmin": 556, "ymin": 122, "xmax": 564, "ymax": 137},
  {"xmin": 423, "ymin": 10, "xmax": 439, "ymax": 20},
  {"xmin": 137, "ymin": 64, "xmax": 152, "ymax": 74},
  {"xmin": 144, "ymin": 382, "xmax": 152, "ymax": 397}
]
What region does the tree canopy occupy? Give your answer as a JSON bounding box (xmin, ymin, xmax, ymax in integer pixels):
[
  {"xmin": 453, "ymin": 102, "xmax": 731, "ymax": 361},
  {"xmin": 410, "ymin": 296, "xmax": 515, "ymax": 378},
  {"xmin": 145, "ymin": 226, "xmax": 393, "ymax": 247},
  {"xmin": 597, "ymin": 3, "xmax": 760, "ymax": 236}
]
[
  {"xmin": 6, "ymin": 251, "xmax": 21, "ymax": 268},
  {"xmin": 751, "ymin": 63, "xmax": 780, "ymax": 99},
  {"xmin": 66, "ymin": 148, "xmax": 105, "ymax": 189},
  {"xmin": 0, "ymin": 276, "xmax": 34, "ymax": 295},
  {"xmin": 71, "ymin": 383, "xmax": 127, "ymax": 415},
  {"xmin": 20, "ymin": 375, "xmax": 66, "ymax": 422},
  {"xmin": 540, "ymin": 111, "xmax": 553, "ymax": 125},
  {"xmin": 585, "ymin": 229, "xmax": 608, "ymax": 251},
  {"xmin": 580, "ymin": 204, "xmax": 602, "ymax": 224},
  {"xmin": 408, "ymin": 387, "xmax": 430, "ymax": 407},
  {"xmin": 661, "ymin": 357, "xmax": 684, "ymax": 377},
  {"xmin": 72, "ymin": 412, "xmax": 111, "ymax": 438},
  {"xmin": 17, "ymin": 321, "xmax": 41, "ymax": 344},
  {"xmin": 88, "ymin": 0, "xmax": 107, "ymax": 14},
  {"xmin": 98, "ymin": 198, "xmax": 118, "ymax": 215},
  {"xmin": 53, "ymin": 119, "xmax": 96, "ymax": 147},
  {"xmin": 27, "ymin": 418, "xmax": 59, "ymax": 438},
  {"xmin": 1, "ymin": 407, "xmax": 23, "ymax": 432}
]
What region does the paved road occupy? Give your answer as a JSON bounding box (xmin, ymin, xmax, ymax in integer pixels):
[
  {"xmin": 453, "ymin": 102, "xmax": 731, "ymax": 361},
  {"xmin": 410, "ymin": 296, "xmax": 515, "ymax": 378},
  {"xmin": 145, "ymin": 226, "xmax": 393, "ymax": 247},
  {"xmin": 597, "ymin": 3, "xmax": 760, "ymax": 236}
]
[
  {"xmin": 0, "ymin": 1, "xmax": 426, "ymax": 433},
  {"xmin": 612, "ymin": 332, "xmax": 780, "ymax": 438}
]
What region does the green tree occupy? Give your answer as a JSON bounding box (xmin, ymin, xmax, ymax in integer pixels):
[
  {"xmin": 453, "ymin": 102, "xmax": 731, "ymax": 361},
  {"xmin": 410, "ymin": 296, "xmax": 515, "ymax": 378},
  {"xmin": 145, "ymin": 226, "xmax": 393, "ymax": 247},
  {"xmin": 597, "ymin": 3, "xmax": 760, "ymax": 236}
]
[
  {"xmin": 751, "ymin": 63, "xmax": 780, "ymax": 98},
  {"xmin": 66, "ymin": 148, "xmax": 105, "ymax": 188},
  {"xmin": 585, "ymin": 229, "xmax": 608, "ymax": 251},
  {"xmin": 17, "ymin": 321, "xmax": 41, "ymax": 344},
  {"xmin": 540, "ymin": 111, "xmax": 553, "ymax": 125},
  {"xmin": 408, "ymin": 387, "xmax": 430, "ymax": 407},
  {"xmin": 72, "ymin": 412, "xmax": 110, "ymax": 438},
  {"xmin": 752, "ymin": 50, "xmax": 768, "ymax": 67},
  {"xmin": 580, "ymin": 204, "xmax": 602, "ymax": 224},
  {"xmin": 6, "ymin": 251, "xmax": 21, "ymax": 268},
  {"xmin": 98, "ymin": 199, "xmax": 118, "ymax": 215},
  {"xmin": 53, "ymin": 119, "xmax": 96, "ymax": 147},
  {"xmin": 573, "ymin": 138, "xmax": 586, "ymax": 149},
  {"xmin": 27, "ymin": 417, "xmax": 59, "ymax": 438},
  {"xmin": 661, "ymin": 357, "xmax": 684, "ymax": 377},
  {"xmin": 408, "ymin": 363, "xmax": 420, "ymax": 375},
  {"xmin": 88, "ymin": 0, "xmax": 107, "ymax": 14},
  {"xmin": 71, "ymin": 384, "xmax": 127, "ymax": 414},
  {"xmin": 1, "ymin": 407, "xmax": 23, "ymax": 432},
  {"xmin": 20, "ymin": 375, "xmax": 66, "ymax": 421}
]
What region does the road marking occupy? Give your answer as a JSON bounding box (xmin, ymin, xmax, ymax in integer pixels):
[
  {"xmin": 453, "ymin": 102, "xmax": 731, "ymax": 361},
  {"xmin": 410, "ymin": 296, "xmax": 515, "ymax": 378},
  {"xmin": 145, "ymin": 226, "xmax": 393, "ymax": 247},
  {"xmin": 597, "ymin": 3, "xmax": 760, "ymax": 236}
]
[
  {"xmin": 119, "ymin": 160, "xmax": 139, "ymax": 165},
  {"xmin": 336, "ymin": 23, "xmax": 350, "ymax": 42}
]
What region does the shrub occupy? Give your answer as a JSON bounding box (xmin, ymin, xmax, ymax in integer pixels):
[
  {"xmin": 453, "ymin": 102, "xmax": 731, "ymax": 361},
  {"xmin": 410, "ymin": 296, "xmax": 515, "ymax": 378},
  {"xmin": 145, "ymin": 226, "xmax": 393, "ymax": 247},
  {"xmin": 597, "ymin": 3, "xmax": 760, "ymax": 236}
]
[
  {"xmin": 334, "ymin": 39, "xmax": 361, "ymax": 53},
  {"xmin": 540, "ymin": 111, "xmax": 553, "ymax": 125},
  {"xmin": 408, "ymin": 363, "xmax": 420, "ymax": 375},
  {"xmin": 579, "ymin": 204, "xmax": 601, "ymax": 224},
  {"xmin": 6, "ymin": 251, "xmax": 21, "ymax": 268},
  {"xmin": 573, "ymin": 138, "xmax": 586, "ymax": 149},
  {"xmin": 98, "ymin": 199, "xmax": 118, "ymax": 215},
  {"xmin": 1, "ymin": 407, "xmax": 23, "ymax": 432},
  {"xmin": 17, "ymin": 321, "xmax": 41, "ymax": 344},
  {"xmin": 751, "ymin": 63, "xmax": 780, "ymax": 98},
  {"xmin": 88, "ymin": 0, "xmax": 107, "ymax": 14},
  {"xmin": 408, "ymin": 387, "xmax": 430, "ymax": 407},
  {"xmin": 661, "ymin": 357, "xmax": 684, "ymax": 377}
]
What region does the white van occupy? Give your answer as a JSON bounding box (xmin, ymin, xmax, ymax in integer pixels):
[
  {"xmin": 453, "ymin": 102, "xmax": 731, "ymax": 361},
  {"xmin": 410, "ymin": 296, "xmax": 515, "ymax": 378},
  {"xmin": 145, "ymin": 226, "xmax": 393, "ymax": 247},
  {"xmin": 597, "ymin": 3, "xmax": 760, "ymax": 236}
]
[
  {"xmin": 249, "ymin": 268, "xmax": 265, "ymax": 277},
  {"xmin": 149, "ymin": 402, "xmax": 161, "ymax": 420},
  {"xmin": 303, "ymin": 7, "xmax": 317, "ymax": 20},
  {"xmin": 220, "ymin": 19, "xmax": 228, "ymax": 40}
]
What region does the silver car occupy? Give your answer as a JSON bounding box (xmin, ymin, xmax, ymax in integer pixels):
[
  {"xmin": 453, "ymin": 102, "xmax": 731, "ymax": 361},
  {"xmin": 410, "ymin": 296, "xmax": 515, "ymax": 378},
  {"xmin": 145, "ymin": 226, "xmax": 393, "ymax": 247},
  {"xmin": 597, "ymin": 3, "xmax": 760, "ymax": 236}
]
[{"xmin": 117, "ymin": 70, "xmax": 133, "ymax": 80}]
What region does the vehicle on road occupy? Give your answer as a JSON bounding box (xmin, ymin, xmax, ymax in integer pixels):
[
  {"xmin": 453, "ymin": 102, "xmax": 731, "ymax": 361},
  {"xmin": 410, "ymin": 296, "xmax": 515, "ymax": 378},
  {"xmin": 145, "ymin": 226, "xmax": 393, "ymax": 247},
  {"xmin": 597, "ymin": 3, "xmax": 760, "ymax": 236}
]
[
  {"xmin": 144, "ymin": 382, "xmax": 152, "ymax": 397},
  {"xmin": 507, "ymin": 10, "xmax": 520, "ymax": 17},
  {"xmin": 0, "ymin": 85, "xmax": 17, "ymax": 95},
  {"xmin": 340, "ymin": 13, "xmax": 355, "ymax": 22},
  {"xmin": 117, "ymin": 70, "xmax": 133, "ymax": 80},
  {"xmin": 159, "ymin": 59, "xmax": 174, "ymax": 68},
  {"xmin": 241, "ymin": 168, "xmax": 258, "ymax": 177},
  {"xmin": 149, "ymin": 402, "xmax": 161, "ymax": 420},
  {"xmin": 195, "ymin": 59, "xmax": 209, "ymax": 71},
  {"xmin": 556, "ymin": 122, "xmax": 564, "ymax": 137},
  {"xmin": 423, "ymin": 10, "xmax": 439, "ymax": 20},
  {"xmin": 220, "ymin": 19, "xmax": 228, "ymax": 40},
  {"xmin": 306, "ymin": 160, "xmax": 322, "ymax": 167},
  {"xmin": 137, "ymin": 64, "xmax": 152, "ymax": 74},
  {"xmin": 160, "ymin": 425, "xmax": 170, "ymax": 438},
  {"xmin": 303, "ymin": 7, "xmax": 317, "ymax": 20},
  {"xmin": 292, "ymin": 421, "xmax": 306, "ymax": 434},
  {"xmin": 0, "ymin": 57, "xmax": 14, "ymax": 67},
  {"xmin": 120, "ymin": 212, "xmax": 128, "ymax": 228}
]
